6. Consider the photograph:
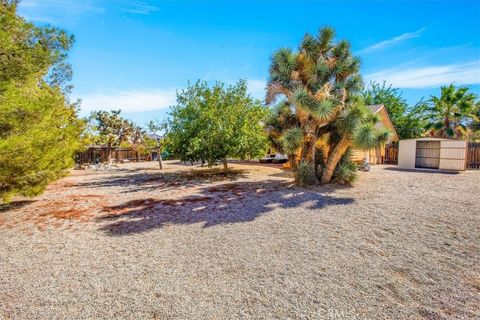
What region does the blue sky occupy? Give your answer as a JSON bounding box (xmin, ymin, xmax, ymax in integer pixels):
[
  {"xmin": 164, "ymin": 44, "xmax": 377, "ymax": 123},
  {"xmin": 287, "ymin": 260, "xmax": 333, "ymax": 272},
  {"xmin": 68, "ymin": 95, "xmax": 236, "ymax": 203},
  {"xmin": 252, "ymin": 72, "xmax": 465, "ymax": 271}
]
[{"xmin": 18, "ymin": 0, "xmax": 480, "ymax": 126}]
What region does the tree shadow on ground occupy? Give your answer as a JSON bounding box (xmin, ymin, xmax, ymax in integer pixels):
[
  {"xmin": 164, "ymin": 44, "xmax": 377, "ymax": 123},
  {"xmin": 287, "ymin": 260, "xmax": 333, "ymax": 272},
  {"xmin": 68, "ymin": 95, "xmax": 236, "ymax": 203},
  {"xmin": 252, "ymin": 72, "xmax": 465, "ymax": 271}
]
[
  {"xmin": 74, "ymin": 168, "xmax": 249, "ymax": 194},
  {"xmin": 96, "ymin": 180, "xmax": 354, "ymax": 236},
  {"xmin": 0, "ymin": 200, "xmax": 36, "ymax": 213},
  {"xmin": 383, "ymin": 167, "xmax": 460, "ymax": 175}
]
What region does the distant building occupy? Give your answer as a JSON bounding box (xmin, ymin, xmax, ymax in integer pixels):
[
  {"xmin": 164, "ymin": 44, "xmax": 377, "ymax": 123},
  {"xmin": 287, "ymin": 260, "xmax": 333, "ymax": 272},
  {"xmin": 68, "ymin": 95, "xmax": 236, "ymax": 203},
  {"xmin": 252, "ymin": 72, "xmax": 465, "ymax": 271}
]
[{"xmin": 351, "ymin": 104, "xmax": 399, "ymax": 164}]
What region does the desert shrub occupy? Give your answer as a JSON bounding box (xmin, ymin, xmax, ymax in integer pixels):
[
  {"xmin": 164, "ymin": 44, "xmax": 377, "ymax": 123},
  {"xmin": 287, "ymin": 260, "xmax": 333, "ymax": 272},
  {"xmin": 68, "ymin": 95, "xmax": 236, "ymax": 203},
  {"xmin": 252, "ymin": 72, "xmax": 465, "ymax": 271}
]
[
  {"xmin": 296, "ymin": 161, "xmax": 317, "ymax": 186},
  {"xmin": 333, "ymin": 149, "xmax": 358, "ymax": 184}
]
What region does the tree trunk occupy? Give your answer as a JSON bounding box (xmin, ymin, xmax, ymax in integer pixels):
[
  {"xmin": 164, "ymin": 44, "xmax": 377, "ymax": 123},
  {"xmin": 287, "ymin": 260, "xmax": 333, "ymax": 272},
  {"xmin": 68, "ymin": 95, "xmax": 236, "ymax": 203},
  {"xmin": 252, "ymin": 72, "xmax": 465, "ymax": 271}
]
[
  {"xmin": 157, "ymin": 148, "xmax": 163, "ymax": 170},
  {"xmin": 106, "ymin": 141, "xmax": 112, "ymax": 161},
  {"xmin": 320, "ymin": 137, "xmax": 351, "ymax": 184},
  {"xmin": 222, "ymin": 158, "xmax": 228, "ymax": 173},
  {"xmin": 300, "ymin": 137, "xmax": 313, "ymax": 163}
]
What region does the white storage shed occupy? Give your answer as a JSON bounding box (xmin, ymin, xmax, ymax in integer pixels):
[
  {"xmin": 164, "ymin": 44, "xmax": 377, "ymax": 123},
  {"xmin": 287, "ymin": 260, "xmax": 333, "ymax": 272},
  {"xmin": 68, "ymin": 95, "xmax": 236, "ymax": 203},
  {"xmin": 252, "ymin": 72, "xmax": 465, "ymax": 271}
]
[{"xmin": 398, "ymin": 138, "xmax": 467, "ymax": 171}]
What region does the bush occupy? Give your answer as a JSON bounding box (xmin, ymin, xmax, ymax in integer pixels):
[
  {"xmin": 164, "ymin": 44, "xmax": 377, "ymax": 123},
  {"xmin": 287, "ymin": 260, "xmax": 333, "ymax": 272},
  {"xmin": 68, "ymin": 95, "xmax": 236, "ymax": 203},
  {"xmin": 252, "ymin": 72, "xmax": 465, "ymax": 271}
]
[
  {"xmin": 296, "ymin": 161, "xmax": 317, "ymax": 186},
  {"xmin": 333, "ymin": 149, "xmax": 358, "ymax": 184}
]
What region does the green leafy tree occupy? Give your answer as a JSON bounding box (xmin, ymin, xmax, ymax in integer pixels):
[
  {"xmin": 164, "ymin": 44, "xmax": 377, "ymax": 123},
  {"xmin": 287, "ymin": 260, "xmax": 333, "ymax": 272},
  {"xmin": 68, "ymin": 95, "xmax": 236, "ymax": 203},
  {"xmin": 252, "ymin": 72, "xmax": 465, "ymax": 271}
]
[
  {"xmin": 167, "ymin": 80, "xmax": 268, "ymax": 172},
  {"xmin": 89, "ymin": 110, "xmax": 133, "ymax": 160},
  {"xmin": 467, "ymin": 101, "xmax": 480, "ymax": 141},
  {"xmin": 266, "ymin": 26, "xmax": 390, "ymax": 184},
  {"xmin": 0, "ymin": 1, "xmax": 84, "ymax": 202},
  {"xmin": 363, "ymin": 81, "xmax": 425, "ymax": 139},
  {"xmin": 419, "ymin": 84, "xmax": 478, "ymax": 139}
]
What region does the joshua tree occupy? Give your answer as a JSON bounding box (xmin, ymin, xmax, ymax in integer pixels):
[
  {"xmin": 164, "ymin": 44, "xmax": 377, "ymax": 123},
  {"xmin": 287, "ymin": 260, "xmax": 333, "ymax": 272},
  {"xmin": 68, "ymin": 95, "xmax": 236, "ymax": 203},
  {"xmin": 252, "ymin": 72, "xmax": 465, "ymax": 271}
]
[
  {"xmin": 90, "ymin": 110, "xmax": 132, "ymax": 160},
  {"xmin": 266, "ymin": 26, "xmax": 390, "ymax": 184},
  {"xmin": 143, "ymin": 120, "xmax": 168, "ymax": 170}
]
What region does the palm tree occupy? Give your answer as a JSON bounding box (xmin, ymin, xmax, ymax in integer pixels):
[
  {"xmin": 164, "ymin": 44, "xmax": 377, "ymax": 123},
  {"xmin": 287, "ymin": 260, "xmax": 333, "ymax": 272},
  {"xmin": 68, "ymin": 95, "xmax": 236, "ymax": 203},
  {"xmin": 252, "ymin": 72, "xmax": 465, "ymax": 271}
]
[
  {"xmin": 266, "ymin": 26, "xmax": 389, "ymax": 184},
  {"xmin": 423, "ymin": 84, "xmax": 477, "ymax": 139}
]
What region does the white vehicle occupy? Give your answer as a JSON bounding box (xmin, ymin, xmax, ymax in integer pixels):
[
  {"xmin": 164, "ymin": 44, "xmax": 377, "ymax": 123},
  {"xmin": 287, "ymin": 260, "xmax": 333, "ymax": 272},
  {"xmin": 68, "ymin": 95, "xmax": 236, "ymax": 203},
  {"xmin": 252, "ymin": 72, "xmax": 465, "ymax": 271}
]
[{"xmin": 259, "ymin": 153, "xmax": 288, "ymax": 164}]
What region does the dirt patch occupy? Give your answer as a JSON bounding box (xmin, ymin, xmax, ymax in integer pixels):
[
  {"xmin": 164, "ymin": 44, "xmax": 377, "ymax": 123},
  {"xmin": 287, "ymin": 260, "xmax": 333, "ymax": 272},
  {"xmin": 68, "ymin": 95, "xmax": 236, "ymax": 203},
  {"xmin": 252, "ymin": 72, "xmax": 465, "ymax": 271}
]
[{"xmin": 1, "ymin": 195, "xmax": 108, "ymax": 231}]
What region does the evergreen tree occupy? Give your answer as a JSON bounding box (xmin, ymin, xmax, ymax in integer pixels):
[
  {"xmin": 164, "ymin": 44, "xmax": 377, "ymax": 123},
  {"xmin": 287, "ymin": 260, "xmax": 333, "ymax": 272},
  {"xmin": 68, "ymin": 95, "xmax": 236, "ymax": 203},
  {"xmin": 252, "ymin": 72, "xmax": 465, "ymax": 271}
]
[{"xmin": 0, "ymin": 1, "xmax": 84, "ymax": 202}]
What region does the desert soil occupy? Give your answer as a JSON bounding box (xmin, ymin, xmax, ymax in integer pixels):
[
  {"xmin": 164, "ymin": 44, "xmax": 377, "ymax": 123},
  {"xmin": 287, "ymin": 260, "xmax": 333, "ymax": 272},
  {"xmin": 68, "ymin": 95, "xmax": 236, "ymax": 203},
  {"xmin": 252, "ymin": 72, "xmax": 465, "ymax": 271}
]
[{"xmin": 1, "ymin": 161, "xmax": 479, "ymax": 319}]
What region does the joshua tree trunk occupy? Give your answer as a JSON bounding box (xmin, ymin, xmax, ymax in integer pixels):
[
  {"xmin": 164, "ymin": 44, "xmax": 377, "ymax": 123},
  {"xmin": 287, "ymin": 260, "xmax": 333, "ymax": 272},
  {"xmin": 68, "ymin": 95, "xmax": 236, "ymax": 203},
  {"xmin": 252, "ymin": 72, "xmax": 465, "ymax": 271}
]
[
  {"xmin": 222, "ymin": 158, "xmax": 228, "ymax": 173},
  {"xmin": 300, "ymin": 135, "xmax": 316, "ymax": 163},
  {"xmin": 320, "ymin": 137, "xmax": 351, "ymax": 184},
  {"xmin": 106, "ymin": 141, "xmax": 112, "ymax": 161},
  {"xmin": 157, "ymin": 148, "xmax": 163, "ymax": 170},
  {"xmin": 288, "ymin": 153, "xmax": 297, "ymax": 171}
]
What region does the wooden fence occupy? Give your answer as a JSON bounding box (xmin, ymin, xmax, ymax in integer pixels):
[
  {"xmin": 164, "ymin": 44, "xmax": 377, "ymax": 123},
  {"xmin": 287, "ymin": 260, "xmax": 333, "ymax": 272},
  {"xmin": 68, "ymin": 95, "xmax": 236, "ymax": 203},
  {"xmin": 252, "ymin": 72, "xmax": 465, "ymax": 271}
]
[
  {"xmin": 76, "ymin": 146, "xmax": 150, "ymax": 164},
  {"xmin": 384, "ymin": 143, "xmax": 399, "ymax": 165},
  {"xmin": 467, "ymin": 142, "xmax": 480, "ymax": 169}
]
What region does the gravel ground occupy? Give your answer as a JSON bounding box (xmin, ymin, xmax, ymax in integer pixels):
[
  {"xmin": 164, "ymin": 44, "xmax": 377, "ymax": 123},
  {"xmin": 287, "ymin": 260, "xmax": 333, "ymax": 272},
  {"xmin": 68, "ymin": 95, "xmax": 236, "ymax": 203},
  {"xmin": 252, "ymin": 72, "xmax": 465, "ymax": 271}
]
[{"xmin": 1, "ymin": 161, "xmax": 479, "ymax": 319}]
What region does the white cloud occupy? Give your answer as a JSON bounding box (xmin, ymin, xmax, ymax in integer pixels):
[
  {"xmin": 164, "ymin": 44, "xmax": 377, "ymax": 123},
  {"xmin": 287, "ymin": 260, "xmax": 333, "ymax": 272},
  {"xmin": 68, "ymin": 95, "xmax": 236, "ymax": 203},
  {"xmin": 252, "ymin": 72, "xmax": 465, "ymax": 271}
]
[
  {"xmin": 78, "ymin": 89, "xmax": 177, "ymax": 114},
  {"xmin": 18, "ymin": 0, "xmax": 159, "ymax": 24},
  {"xmin": 360, "ymin": 27, "xmax": 427, "ymax": 53},
  {"xmin": 247, "ymin": 79, "xmax": 266, "ymax": 100},
  {"xmin": 365, "ymin": 61, "xmax": 480, "ymax": 88},
  {"xmin": 121, "ymin": 1, "xmax": 159, "ymax": 14},
  {"xmin": 18, "ymin": 0, "xmax": 102, "ymax": 23}
]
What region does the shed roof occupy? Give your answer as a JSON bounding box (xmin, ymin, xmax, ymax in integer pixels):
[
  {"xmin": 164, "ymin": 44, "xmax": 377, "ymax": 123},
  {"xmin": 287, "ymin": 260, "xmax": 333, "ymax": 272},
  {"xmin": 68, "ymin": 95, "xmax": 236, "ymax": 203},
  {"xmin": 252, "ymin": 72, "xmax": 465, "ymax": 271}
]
[{"xmin": 401, "ymin": 137, "xmax": 452, "ymax": 141}]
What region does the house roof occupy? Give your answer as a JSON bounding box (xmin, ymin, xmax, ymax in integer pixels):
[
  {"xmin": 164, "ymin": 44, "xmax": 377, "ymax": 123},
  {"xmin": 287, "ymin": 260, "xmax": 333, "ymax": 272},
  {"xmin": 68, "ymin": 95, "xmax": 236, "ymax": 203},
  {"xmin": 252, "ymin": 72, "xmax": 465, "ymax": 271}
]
[
  {"xmin": 367, "ymin": 104, "xmax": 384, "ymax": 114},
  {"xmin": 366, "ymin": 104, "xmax": 399, "ymax": 141}
]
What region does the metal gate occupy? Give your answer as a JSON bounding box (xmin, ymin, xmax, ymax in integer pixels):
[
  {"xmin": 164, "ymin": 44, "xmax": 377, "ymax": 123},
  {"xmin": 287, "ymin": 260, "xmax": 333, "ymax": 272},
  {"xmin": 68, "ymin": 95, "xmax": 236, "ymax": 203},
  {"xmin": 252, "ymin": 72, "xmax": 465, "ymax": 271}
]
[{"xmin": 415, "ymin": 141, "xmax": 440, "ymax": 169}]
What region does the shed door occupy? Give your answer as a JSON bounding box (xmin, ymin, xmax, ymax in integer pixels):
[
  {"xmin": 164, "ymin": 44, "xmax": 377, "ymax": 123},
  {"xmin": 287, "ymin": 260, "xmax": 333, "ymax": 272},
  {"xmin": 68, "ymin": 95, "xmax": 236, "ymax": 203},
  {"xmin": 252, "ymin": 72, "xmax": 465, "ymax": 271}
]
[
  {"xmin": 439, "ymin": 140, "xmax": 467, "ymax": 170},
  {"xmin": 415, "ymin": 141, "xmax": 440, "ymax": 169}
]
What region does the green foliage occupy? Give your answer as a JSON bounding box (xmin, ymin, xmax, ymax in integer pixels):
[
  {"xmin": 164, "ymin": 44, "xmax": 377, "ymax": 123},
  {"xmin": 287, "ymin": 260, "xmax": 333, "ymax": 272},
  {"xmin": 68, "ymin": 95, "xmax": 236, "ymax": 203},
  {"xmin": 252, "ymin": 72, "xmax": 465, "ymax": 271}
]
[
  {"xmin": 416, "ymin": 84, "xmax": 478, "ymax": 139},
  {"xmin": 264, "ymin": 101, "xmax": 297, "ymax": 154},
  {"xmin": 89, "ymin": 110, "xmax": 133, "ymax": 159},
  {"xmin": 363, "ymin": 81, "xmax": 426, "ymax": 139},
  {"xmin": 296, "ymin": 161, "xmax": 317, "ymax": 186},
  {"xmin": 167, "ymin": 80, "xmax": 268, "ymax": 170},
  {"xmin": 281, "ymin": 127, "xmax": 303, "ymax": 155},
  {"xmin": 333, "ymin": 149, "xmax": 358, "ymax": 184},
  {"xmin": 266, "ymin": 27, "xmax": 390, "ymax": 184},
  {"xmin": 142, "ymin": 120, "xmax": 169, "ymax": 169},
  {"xmin": 0, "ymin": 2, "xmax": 84, "ymax": 202},
  {"xmin": 467, "ymin": 101, "xmax": 480, "ymax": 141}
]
